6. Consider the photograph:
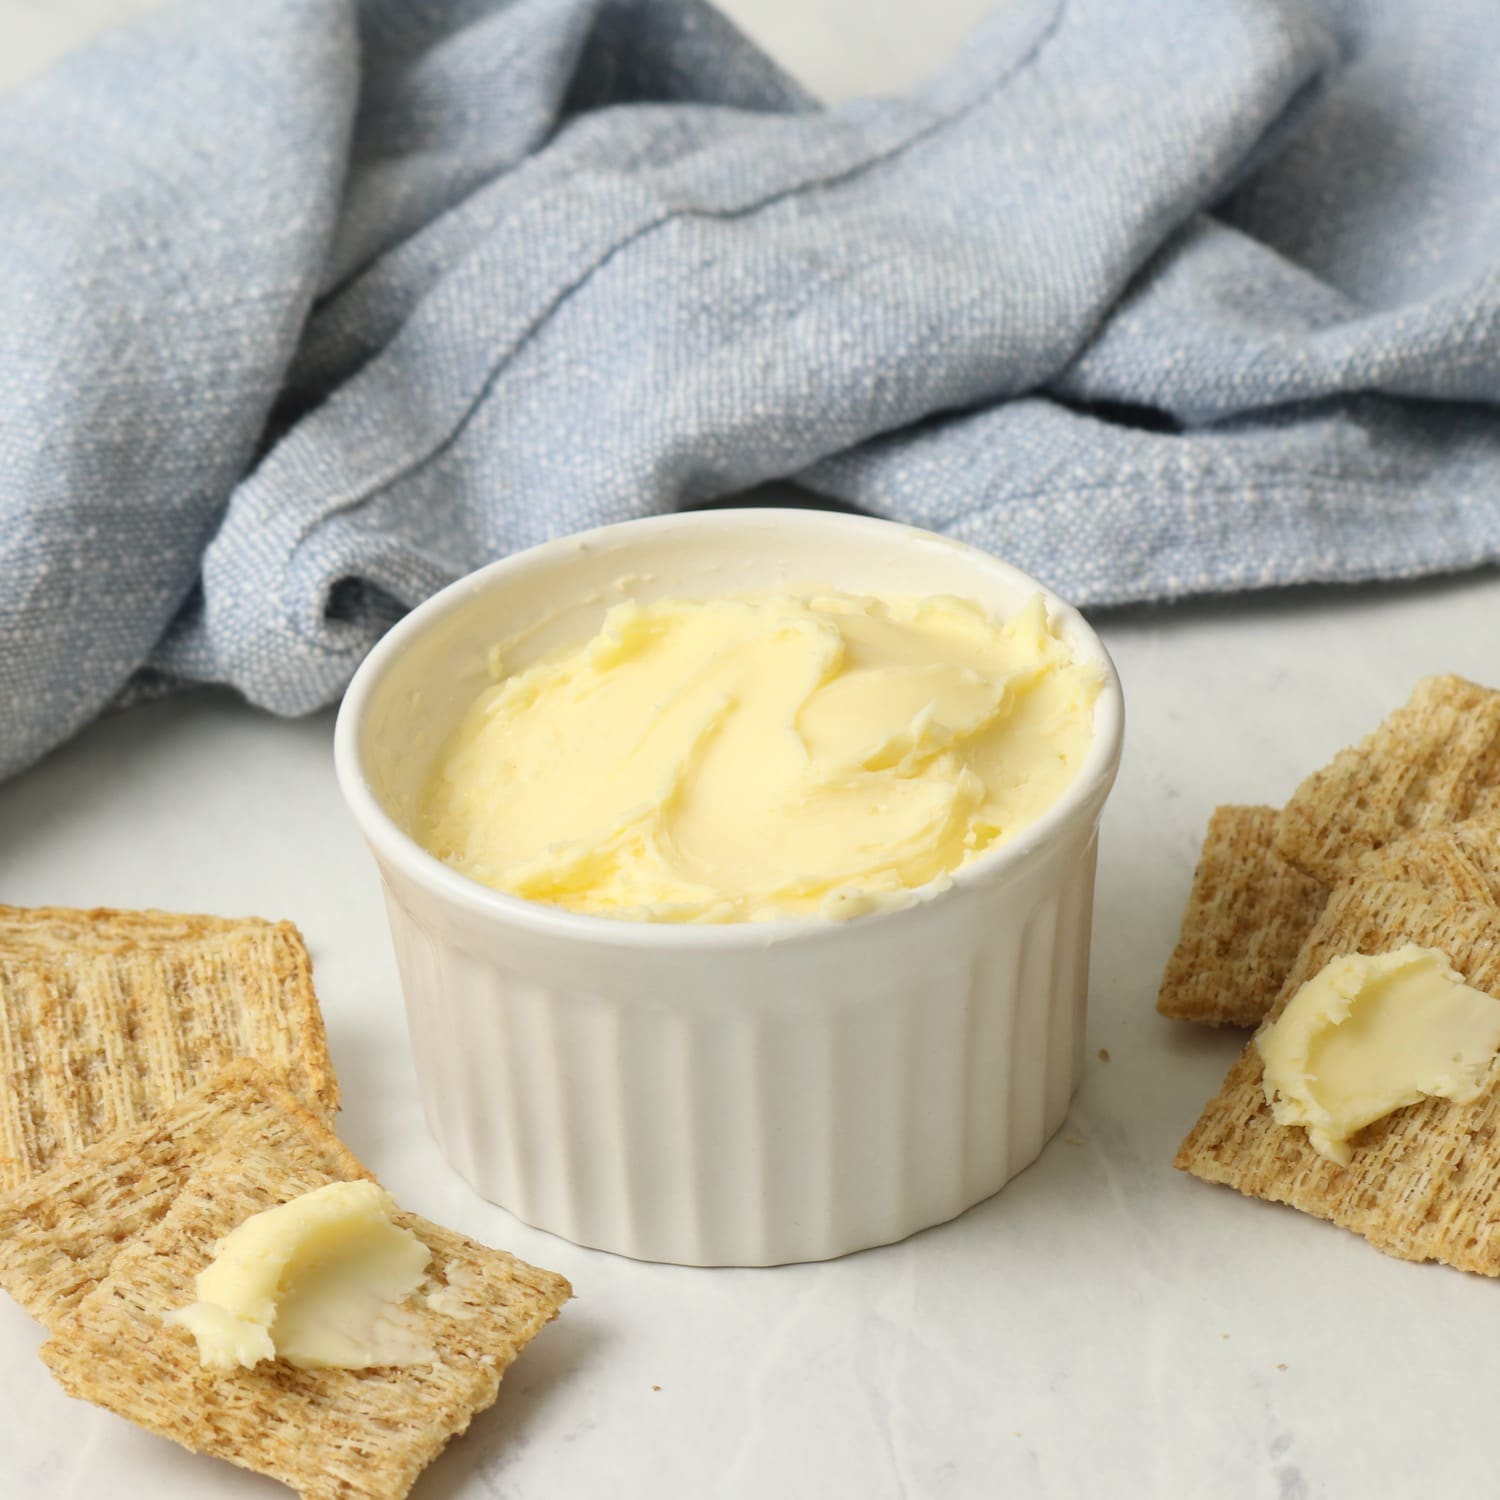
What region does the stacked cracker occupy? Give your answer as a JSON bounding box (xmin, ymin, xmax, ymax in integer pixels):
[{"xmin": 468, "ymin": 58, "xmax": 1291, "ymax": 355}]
[
  {"xmin": 1158, "ymin": 676, "xmax": 1500, "ymax": 1273},
  {"xmin": 0, "ymin": 905, "xmax": 569, "ymax": 1499}
]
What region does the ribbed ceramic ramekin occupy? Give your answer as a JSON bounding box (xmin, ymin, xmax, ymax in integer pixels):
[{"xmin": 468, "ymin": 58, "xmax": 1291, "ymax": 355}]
[{"xmin": 334, "ymin": 509, "xmax": 1123, "ymax": 1266}]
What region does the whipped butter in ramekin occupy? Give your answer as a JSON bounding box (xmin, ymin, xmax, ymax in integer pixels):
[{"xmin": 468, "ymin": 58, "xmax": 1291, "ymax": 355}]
[
  {"xmin": 419, "ymin": 591, "xmax": 1101, "ymax": 923},
  {"xmin": 335, "ymin": 510, "xmax": 1123, "ymax": 1266}
]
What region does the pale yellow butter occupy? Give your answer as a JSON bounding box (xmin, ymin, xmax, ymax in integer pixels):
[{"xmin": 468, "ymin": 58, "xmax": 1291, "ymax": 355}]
[
  {"xmin": 420, "ymin": 590, "xmax": 1100, "ymax": 922},
  {"xmin": 1257, "ymin": 944, "xmax": 1500, "ymax": 1165},
  {"xmin": 168, "ymin": 1180, "xmax": 435, "ymax": 1372}
]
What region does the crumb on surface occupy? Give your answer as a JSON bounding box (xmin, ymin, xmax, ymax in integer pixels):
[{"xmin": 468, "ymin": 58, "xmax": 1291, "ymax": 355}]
[{"xmin": 1097, "ymin": 1048, "xmax": 1110, "ymax": 1063}]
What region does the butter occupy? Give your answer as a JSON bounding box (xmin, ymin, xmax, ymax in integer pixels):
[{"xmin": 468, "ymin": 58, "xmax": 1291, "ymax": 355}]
[
  {"xmin": 1257, "ymin": 945, "xmax": 1500, "ymax": 1165},
  {"xmin": 420, "ymin": 590, "xmax": 1100, "ymax": 922},
  {"xmin": 168, "ymin": 1181, "xmax": 435, "ymax": 1371}
]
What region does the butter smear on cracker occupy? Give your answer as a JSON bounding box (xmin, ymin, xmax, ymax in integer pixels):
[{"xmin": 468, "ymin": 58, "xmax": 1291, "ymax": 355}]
[
  {"xmin": 169, "ymin": 1180, "xmax": 435, "ymax": 1372},
  {"xmin": 1256, "ymin": 944, "xmax": 1500, "ymax": 1166}
]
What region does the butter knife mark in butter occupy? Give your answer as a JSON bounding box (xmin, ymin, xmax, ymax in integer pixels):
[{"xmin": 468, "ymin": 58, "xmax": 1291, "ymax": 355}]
[
  {"xmin": 420, "ymin": 590, "xmax": 1100, "ymax": 923},
  {"xmin": 1257, "ymin": 945, "xmax": 1500, "ymax": 1166},
  {"xmin": 167, "ymin": 1180, "xmax": 436, "ymax": 1371}
]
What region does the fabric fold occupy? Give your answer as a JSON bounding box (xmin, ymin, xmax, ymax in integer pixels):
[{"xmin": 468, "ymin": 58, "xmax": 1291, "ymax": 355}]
[{"xmin": 2, "ymin": 0, "xmax": 1497, "ymax": 778}]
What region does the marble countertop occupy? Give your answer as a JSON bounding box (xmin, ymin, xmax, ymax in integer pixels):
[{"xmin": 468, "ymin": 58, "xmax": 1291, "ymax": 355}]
[
  {"xmin": 14, "ymin": 563, "xmax": 1500, "ymax": 1500},
  {"xmin": 6, "ymin": 4, "xmax": 1500, "ymax": 1498}
]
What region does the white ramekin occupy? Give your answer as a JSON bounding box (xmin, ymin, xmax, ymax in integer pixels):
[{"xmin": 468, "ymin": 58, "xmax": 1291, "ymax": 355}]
[{"xmin": 334, "ymin": 509, "xmax": 1123, "ymax": 1266}]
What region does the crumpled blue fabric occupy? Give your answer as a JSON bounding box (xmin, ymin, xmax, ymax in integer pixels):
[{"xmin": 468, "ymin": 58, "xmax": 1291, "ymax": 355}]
[{"xmin": 3, "ymin": 0, "xmax": 1497, "ymax": 779}]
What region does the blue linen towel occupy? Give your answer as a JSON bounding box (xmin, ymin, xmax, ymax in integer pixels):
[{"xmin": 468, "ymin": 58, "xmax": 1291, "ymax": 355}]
[{"xmin": 3, "ymin": 0, "xmax": 1498, "ymax": 779}]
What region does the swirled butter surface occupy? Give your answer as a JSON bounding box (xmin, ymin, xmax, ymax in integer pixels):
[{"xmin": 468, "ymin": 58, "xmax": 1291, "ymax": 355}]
[{"xmin": 419, "ymin": 590, "xmax": 1100, "ymax": 922}]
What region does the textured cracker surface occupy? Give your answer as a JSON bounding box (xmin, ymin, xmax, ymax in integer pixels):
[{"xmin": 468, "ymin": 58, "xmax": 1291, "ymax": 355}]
[
  {"xmin": 0, "ymin": 905, "xmax": 338, "ymax": 1188},
  {"xmin": 39, "ymin": 1090, "xmax": 571, "ymax": 1500},
  {"xmin": 1157, "ymin": 806, "xmax": 1327, "ymax": 1027},
  {"xmin": 1176, "ymin": 879, "xmax": 1500, "ymax": 1273},
  {"xmin": 1354, "ymin": 818, "xmax": 1500, "ymax": 908},
  {"xmin": 1274, "ymin": 675, "xmax": 1500, "ymax": 884},
  {"xmin": 0, "ymin": 1061, "xmax": 349, "ymax": 1329}
]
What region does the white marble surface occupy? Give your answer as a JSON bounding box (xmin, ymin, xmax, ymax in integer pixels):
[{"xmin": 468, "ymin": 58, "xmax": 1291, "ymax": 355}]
[{"xmin": 6, "ymin": 3, "xmax": 1500, "ymax": 1497}]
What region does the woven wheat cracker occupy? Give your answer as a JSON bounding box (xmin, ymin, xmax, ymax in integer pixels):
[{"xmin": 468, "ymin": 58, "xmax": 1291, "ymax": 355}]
[
  {"xmin": 1354, "ymin": 817, "xmax": 1500, "ymax": 908},
  {"xmin": 0, "ymin": 1060, "xmax": 347, "ymax": 1328},
  {"xmin": 39, "ymin": 1084, "xmax": 570, "ymax": 1500},
  {"xmin": 0, "ymin": 904, "xmax": 338, "ymax": 1188},
  {"xmin": 1176, "ymin": 879, "xmax": 1500, "ymax": 1272},
  {"xmin": 1274, "ymin": 675, "xmax": 1500, "ymax": 884},
  {"xmin": 1157, "ymin": 806, "xmax": 1327, "ymax": 1027}
]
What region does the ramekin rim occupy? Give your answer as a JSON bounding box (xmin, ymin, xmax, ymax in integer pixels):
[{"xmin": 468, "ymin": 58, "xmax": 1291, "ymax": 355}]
[{"xmin": 332, "ymin": 509, "xmax": 1124, "ymax": 950}]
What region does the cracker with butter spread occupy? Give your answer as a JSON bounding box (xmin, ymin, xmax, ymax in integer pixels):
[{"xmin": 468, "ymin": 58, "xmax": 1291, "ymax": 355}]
[
  {"xmin": 0, "ymin": 905, "xmax": 338, "ymax": 1190},
  {"xmin": 1176, "ymin": 878, "xmax": 1500, "ymax": 1273},
  {"xmin": 0, "ymin": 1061, "xmax": 344, "ymax": 1328},
  {"xmin": 1274, "ymin": 675, "xmax": 1500, "ymax": 885},
  {"xmin": 1156, "ymin": 805, "xmax": 1327, "ymax": 1027},
  {"xmin": 38, "ymin": 1068, "xmax": 570, "ymax": 1500}
]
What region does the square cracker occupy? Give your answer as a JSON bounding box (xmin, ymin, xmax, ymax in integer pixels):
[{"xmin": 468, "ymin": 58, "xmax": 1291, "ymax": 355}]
[
  {"xmin": 0, "ymin": 904, "xmax": 338, "ymax": 1189},
  {"xmin": 1156, "ymin": 806, "xmax": 1327, "ymax": 1027},
  {"xmin": 1175, "ymin": 878, "xmax": 1500, "ymax": 1273},
  {"xmin": 0, "ymin": 1060, "xmax": 338, "ymax": 1328},
  {"xmin": 38, "ymin": 1078, "xmax": 571, "ymax": 1500},
  {"xmin": 1274, "ymin": 675, "xmax": 1500, "ymax": 884}
]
